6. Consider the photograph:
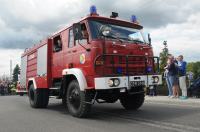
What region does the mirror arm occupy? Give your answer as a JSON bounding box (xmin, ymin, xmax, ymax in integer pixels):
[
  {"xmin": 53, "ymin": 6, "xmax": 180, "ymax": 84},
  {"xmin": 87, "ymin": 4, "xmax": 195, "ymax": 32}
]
[
  {"xmin": 149, "ymin": 38, "xmax": 152, "ymax": 46},
  {"xmin": 148, "ymin": 33, "xmax": 152, "ymax": 46}
]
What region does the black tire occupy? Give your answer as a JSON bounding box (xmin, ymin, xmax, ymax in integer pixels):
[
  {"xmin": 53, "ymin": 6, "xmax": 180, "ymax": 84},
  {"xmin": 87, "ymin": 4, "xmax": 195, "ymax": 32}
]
[
  {"xmin": 120, "ymin": 93, "xmax": 144, "ymax": 110},
  {"xmin": 19, "ymin": 93, "xmax": 24, "ymax": 96},
  {"xmin": 66, "ymin": 80, "xmax": 91, "ymax": 118},
  {"xmin": 62, "ymin": 94, "xmax": 67, "ymax": 108},
  {"xmin": 28, "ymin": 84, "xmax": 49, "ymax": 108}
]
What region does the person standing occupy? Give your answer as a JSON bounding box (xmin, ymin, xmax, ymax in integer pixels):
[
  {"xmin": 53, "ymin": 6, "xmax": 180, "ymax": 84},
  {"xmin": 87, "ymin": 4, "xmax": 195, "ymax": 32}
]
[
  {"xmin": 178, "ymin": 55, "xmax": 187, "ymax": 99},
  {"xmin": 167, "ymin": 56, "xmax": 179, "ymax": 98},
  {"xmin": 164, "ymin": 55, "xmax": 173, "ymax": 97},
  {"xmin": 0, "ymin": 82, "xmax": 5, "ymax": 96}
]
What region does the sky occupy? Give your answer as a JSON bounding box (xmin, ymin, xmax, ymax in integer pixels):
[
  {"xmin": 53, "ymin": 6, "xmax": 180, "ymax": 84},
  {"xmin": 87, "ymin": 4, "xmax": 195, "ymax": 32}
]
[{"xmin": 0, "ymin": 0, "xmax": 200, "ymax": 76}]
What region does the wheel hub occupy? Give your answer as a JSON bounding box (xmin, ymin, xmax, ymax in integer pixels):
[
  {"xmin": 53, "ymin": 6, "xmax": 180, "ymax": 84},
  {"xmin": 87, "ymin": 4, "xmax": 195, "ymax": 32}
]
[{"xmin": 69, "ymin": 88, "xmax": 80, "ymax": 109}]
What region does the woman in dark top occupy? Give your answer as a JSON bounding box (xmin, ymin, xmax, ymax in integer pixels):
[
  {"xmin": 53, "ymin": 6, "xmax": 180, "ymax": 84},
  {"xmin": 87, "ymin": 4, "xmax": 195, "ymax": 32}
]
[{"xmin": 166, "ymin": 56, "xmax": 179, "ymax": 98}]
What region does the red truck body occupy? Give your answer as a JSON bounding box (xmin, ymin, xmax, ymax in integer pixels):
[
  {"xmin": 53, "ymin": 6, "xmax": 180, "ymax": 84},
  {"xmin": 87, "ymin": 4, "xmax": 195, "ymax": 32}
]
[{"xmin": 20, "ymin": 8, "xmax": 162, "ymax": 117}]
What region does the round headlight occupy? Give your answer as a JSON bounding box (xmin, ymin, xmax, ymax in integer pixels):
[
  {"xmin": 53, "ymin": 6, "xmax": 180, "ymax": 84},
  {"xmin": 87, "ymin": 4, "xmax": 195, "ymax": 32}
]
[
  {"xmin": 114, "ymin": 79, "xmax": 120, "ymax": 86},
  {"xmin": 153, "ymin": 76, "xmax": 159, "ymax": 83},
  {"xmin": 108, "ymin": 79, "xmax": 114, "ymax": 87},
  {"xmin": 155, "ymin": 77, "xmax": 159, "ymax": 83}
]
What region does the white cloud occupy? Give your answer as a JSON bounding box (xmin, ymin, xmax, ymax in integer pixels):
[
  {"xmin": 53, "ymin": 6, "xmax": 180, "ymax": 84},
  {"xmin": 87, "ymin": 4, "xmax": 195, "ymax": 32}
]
[
  {"xmin": 0, "ymin": 17, "xmax": 6, "ymax": 29},
  {"xmin": 0, "ymin": 49, "xmax": 23, "ymax": 76},
  {"xmin": 1, "ymin": 0, "xmax": 90, "ymax": 24},
  {"xmin": 0, "ymin": 0, "xmax": 93, "ymax": 49},
  {"xmin": 150, "ymin": 12, "xmax": 200, "ymax": 62}
]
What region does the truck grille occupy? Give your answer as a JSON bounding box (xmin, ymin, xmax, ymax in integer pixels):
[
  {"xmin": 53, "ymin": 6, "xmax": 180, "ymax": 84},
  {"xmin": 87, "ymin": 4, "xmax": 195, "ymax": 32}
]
[{"xmin": 94, "ymin": 54, "xmax": 159, "ymax": 76}]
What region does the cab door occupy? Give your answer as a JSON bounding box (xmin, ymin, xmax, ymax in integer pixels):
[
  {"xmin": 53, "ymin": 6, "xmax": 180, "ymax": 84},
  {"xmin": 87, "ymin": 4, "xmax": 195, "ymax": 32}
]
[{"xmin": 67, "ymin": 24, "xmax": 90, "ymax": 70}]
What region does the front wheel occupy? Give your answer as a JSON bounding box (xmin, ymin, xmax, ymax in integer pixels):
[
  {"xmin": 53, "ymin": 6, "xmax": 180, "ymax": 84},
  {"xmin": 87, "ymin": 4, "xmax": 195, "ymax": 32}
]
[
  {"xmin": 120, "ymin": 92, "xmax": 144, "ymax": 110},
  {"xmin": 66, "ymin": 80, "xmax": 92, "ymax": 118},
  {"xmin": 28, "ymin": 84, "xmax": 49, "ymax": 108}
]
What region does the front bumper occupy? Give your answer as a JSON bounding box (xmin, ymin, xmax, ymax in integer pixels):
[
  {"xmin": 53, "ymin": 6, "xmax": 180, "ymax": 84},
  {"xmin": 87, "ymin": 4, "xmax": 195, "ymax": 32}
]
[{"xmin": 94, "ymin": 75, "xmax": 162, "ymax": 90}]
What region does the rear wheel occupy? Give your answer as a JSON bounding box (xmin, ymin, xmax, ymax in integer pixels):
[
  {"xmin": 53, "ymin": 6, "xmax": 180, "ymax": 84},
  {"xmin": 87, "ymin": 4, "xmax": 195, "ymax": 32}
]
[
  {"xmin": 120, "ymin": 92, "xmax": 144, "ymax": 110},
  {"xmin": 28, "ymin": 84, "xmax": 49, "ymax": 108},
  {"xmin": 19, "ymin": 93, "xmax": 24, "ymax": 96},
  {"xmin": 66, "ymin": 80, "xmax": 92, "ymax": 118}
]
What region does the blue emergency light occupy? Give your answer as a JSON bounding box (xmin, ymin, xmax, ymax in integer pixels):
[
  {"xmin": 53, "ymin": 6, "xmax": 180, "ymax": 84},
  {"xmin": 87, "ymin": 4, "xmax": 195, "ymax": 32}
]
[
  {"xmin": 90, "ymin": 5, "xmax": 97, "ymax": 14},
  {"xmin": 117, "ymin": 67, "xmax": 123, "ymax": 74},
  {"xmin": 131, "ymin": 15, "xmax": 137, "ymax": 23},
  {"xmin": 147, "ymin": 66, "xmax": 152, "ymax": 72}
]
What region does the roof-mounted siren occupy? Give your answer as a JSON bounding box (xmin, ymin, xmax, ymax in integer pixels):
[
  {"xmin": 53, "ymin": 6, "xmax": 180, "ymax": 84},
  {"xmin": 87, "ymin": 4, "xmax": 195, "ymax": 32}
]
[
  {"xmin": 131, "ymin": 15, "xmax": 139, "ymax": 24},
  {"xmin": 110, "ymin": 12, "xmax": 118, "ymax": 18},
  {"xmin": 90, "ymin": 5, "xmax": 99, "ymax": 16}
]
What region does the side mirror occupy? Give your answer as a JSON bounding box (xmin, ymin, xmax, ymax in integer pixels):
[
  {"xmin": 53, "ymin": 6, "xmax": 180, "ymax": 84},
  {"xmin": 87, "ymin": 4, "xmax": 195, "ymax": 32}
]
[
  {"xmin": 73, "ymin": 23, "xmax": 83, "ymax": 40},
  {"xmin": 148, "ymin": 33, "xmax": 151, "ymax": 46},
  {"xmin": 99, "ymin": 25, "xmax": 111, "ymax": 37}
]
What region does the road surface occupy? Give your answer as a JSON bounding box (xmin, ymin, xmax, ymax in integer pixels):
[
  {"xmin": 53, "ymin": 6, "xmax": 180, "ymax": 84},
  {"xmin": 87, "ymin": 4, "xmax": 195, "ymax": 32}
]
[{"xmin": 0, "ymin": 95, "xmax": 200, "ymax": 132}]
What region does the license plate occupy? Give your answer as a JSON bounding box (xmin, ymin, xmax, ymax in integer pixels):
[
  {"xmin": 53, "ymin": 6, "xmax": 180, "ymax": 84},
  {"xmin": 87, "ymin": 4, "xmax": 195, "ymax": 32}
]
[{"xmin": 130, "ymin": 81, "xmax": 145, "ymax": 87}]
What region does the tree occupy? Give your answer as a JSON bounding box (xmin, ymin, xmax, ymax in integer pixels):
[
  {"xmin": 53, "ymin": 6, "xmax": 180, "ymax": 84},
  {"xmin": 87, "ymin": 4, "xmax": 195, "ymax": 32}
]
[
  {"xmin": 155, "ymin": 41, "xmax": 170, "ymax": 95},
  {"xmin": 159, "ymin": 41, "xmax": 169, "ymax": 73},
  {"xmin": 187, "ymin": 62, "xmax": 194, "ymax": 72},
  {"xmin": 187, "ymin": 61, "xmax": 200, "ymax": 79},
  {"xmin": 12, "ymin": 64, "xmax": 20, "ymax": 82}
]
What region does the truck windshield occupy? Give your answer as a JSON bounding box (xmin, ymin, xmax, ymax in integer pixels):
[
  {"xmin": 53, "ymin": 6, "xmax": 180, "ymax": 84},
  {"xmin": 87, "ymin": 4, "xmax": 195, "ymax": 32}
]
[{"xmin": 88, "ymin": 20, "xmax": 147, "ymax": 44}]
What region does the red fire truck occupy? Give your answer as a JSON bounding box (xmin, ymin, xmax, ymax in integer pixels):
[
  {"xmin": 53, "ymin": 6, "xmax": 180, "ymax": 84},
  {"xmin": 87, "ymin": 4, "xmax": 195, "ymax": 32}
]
[
  {"xmin": 20, "ymin": 6, "xmax": 162, "ymax": 118},
  {"xmin": 16, "ymin": 81, "xmax": 26, "ymax": 96}
]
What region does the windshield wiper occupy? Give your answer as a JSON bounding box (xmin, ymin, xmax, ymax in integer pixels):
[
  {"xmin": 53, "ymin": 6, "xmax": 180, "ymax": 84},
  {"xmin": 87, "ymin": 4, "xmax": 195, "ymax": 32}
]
[
  {"xmin": 118, "ymin": 37, "xmax": 131, "ymax": 41},
  {"xmin": 104, "ymin": 34, "xmax": 124, "ymax": 43},
  {"xmin": 131, "ymin": 39, "xmax": 145, "ymax": 44},
  {"xmin": 105, "ymin": 35, "xmax": 145, "ymax": 44}
]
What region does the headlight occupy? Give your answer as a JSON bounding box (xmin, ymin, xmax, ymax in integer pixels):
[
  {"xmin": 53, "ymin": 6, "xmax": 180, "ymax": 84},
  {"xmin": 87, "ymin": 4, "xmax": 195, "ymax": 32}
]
[
  {"xmin": 108, "ymin": 79, "xmax": 114, "ymax": 87},
  {"xmin": 152, "ymin": 76, "xmax": 159, "ymax": 83},
  {"xmin": 154, "ymin": 77, "xmax": 159, "ymax": 83},
  {"xmin": 114, "ymin": 79, "xmax": 120, "ymax": 86},
  {"xmin": 108, "ymin": 78, "xmax": 120, "ymax": 87}
]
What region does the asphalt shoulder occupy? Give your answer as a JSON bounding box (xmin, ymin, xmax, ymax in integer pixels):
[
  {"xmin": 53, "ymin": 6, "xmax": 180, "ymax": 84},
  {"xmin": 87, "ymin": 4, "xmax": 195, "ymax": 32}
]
[{"xmin": 145, "ymin": 96, "xmax": 200, "ymax": 106}]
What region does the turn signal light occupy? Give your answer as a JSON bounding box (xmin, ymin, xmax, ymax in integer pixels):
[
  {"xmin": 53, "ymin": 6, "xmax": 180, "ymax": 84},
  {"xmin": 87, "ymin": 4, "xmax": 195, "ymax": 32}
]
[{"xmin": 95, "ymin": 61, "xmax": 104, "ymax": 65}]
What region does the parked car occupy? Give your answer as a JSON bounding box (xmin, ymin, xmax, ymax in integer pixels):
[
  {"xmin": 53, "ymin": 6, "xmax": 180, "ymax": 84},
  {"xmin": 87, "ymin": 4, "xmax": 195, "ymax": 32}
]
[{"xmin": 188, "ymin": 77, "xmax": 200, "ymax": 98}]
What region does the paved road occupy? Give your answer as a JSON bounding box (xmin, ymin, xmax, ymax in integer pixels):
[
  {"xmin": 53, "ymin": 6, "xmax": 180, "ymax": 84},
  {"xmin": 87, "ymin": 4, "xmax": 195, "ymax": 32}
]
[{"xmin": 0, "ymin": 95, "xmax": 200, "ymax": 132}]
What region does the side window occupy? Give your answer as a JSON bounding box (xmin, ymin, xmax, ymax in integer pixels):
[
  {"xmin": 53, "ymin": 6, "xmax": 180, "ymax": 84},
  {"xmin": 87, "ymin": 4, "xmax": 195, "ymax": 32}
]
[
  {"xmin": 78, "ymin": 23, "xmax": 89, "ymax": 45},
  {"xmin": 53, "ymin": 35, "xmax": 62, "ymax": 52},
  {"xmin": 68, "ymin": 29, "xmax": 74, "ymax": 48}
]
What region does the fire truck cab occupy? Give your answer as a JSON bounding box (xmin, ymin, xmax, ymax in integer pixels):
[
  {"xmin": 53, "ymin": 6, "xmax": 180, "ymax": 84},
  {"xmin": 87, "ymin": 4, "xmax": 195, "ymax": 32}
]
[{"xmin": 20, "ymin": 6, "xmax": 162, "ymax": 118}]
